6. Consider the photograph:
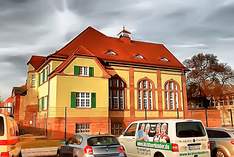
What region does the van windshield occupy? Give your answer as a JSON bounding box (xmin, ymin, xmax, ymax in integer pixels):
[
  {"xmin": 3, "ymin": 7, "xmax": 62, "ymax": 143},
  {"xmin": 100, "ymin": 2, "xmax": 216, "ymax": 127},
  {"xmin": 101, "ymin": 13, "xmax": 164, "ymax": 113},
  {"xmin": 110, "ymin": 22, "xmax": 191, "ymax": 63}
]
[
  {"xmin": 176, "ymin": 122, "xmax": 206, "ymax": 138},
  {"xmin": 0, "ymin": 117, "xmax": 4, "ymax": 136}
]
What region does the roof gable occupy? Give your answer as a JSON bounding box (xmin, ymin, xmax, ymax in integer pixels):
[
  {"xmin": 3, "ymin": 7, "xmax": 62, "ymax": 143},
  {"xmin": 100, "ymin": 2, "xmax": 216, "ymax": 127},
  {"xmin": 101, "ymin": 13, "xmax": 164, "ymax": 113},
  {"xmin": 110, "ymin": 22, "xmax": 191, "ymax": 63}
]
[{"xmin": 27, "ymin": 55, "xmax": 46, "ymax": 70}]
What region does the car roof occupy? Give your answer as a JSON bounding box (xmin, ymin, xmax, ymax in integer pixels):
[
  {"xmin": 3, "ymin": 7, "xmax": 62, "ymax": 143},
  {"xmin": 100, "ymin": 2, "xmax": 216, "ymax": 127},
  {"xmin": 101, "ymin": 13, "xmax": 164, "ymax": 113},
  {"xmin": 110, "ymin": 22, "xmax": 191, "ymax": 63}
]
[
  {"xmin": 206, "ymin": 127, "xmax": 234, "ymax": 132},
  {"xmin": 131, "ymin": 119, "xmax": 202, "ymax": 124},
  {"xmin": 75, "ymin": 134, "xmax": 116, "ymax": 138}
]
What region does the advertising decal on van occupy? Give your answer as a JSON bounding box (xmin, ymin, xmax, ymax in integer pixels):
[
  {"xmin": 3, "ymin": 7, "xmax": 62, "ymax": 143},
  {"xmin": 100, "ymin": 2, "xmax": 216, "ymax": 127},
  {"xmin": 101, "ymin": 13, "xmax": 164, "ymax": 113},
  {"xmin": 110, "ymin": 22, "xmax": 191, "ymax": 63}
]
[
  {"xmin": 134, "ymin": 122, "xmax": 209, "ymax": 156},
  {"xmin": 136, "ymin": 123, "xmax": 171, "ymax": 149}
]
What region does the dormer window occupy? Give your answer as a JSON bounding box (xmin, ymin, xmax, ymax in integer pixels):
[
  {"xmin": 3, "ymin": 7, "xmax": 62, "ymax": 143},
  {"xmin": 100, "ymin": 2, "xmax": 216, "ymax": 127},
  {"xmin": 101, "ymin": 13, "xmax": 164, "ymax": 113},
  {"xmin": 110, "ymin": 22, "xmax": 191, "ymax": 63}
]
[
  {"xmin": 106, "ymin": 50, "xmax": 117, "ymax": 56},
  {"xmin": 160, "ymin": 57, "xmax": 169, "ymax": 62},
  {"xmin": 134, "ymin": 54, "xmax": 144, "ymax": 59}
]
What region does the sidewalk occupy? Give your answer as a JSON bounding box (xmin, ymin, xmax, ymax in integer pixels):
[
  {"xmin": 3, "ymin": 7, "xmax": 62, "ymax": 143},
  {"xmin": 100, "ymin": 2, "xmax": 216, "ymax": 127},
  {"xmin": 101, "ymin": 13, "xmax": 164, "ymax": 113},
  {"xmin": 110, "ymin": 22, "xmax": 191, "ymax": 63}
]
[
  {"xmin": 20, "ymin": 135, "xmax": 61, "ymax": 156},
  {"xmin": 21, "ymin": 147, "xmax": 58, "ymax": 157}
]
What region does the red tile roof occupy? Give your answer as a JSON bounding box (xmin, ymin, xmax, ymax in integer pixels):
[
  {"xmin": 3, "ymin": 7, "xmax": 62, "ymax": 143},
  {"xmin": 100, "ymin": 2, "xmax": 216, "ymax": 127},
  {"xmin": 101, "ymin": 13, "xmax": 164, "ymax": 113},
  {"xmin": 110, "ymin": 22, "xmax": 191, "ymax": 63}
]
[
  {"xmin": 28, "ymin": 26, "xmax": 185, "ymax": 71},
  {"xmin": 27, "ymin": 55, "xmax": 46, "ymax": 70},
  {"xmin": 51, "ymin": 26, "xmax": 185, "ymax": 69}
]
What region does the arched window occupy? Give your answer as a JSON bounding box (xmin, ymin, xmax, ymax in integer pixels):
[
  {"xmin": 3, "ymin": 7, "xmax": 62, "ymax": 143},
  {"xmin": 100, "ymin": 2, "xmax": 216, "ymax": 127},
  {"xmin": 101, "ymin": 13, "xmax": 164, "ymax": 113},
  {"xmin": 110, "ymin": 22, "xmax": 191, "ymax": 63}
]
[
  {"xmin": 109, "ymin": 76, "xmax": 126, "ymax": 110},
  {"xmin": 165, "ymin": 81, "xmax": 179, "ymax": 110},
  {"xmin": 138, "ymin": 80, "xmax": 153, "ymax": 110}
]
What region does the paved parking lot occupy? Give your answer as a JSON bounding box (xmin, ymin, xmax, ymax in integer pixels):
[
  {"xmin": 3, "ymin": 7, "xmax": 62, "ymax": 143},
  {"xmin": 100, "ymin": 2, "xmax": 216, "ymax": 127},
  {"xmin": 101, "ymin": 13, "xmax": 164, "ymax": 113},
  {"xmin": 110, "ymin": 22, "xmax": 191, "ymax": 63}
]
[{"xmin": 21, "ymin": 147, "xmax": 58, "ymax": 157}]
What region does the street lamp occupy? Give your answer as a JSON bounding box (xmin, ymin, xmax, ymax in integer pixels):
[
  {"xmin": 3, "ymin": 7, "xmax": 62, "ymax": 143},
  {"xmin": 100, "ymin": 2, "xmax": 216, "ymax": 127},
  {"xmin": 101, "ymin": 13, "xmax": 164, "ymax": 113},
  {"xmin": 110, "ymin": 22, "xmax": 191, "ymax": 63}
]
[{"xmin": 144, "ymin": 104, "xmax": 147, "ymax": 120}]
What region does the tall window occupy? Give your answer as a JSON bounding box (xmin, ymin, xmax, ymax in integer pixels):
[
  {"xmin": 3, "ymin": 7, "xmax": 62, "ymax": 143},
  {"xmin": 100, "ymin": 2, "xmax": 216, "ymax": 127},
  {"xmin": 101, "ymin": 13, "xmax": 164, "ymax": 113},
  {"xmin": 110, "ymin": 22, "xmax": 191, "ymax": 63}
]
[
  {"xmin": 31, "ymin": 74, "xmax": 36, "ymax": 88},
  {"xmin": 39, "ymin": 65, "xmax": 50, "ymax": 85},
  {"xmin": 165, "ymin": 81, "xmax": 179, "ymax": 110},
  {"xmin": 138, "ymin": 80, "xmax": 153, "ymax": 110},
  {"xmin": 109, "ymin": 76, "xmax": 126, "ymax": 110}
]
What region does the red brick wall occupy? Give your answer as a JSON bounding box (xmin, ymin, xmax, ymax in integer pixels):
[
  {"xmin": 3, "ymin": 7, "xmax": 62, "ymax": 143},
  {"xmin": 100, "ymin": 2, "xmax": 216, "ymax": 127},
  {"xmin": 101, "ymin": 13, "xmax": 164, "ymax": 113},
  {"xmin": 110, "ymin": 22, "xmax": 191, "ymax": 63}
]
[
  {"xmin": 187, "ymin": 109, "xmax": 221, "ymax": 127},
  {"xmin": 46, "ymin": 117, "xmax": 109, "ymax": 139}
]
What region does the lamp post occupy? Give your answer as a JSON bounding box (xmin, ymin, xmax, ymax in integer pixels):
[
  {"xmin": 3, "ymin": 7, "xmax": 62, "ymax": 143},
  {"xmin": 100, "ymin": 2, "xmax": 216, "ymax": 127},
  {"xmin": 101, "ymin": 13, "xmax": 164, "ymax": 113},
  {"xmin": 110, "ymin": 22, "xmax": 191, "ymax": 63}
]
[
  {"xmin": 144, "ymin": 104, "xmax": 147, "ymax": 120},
  {"xmin": 229, "ymin": 109, "xmax": 233, "ymax": 127}
]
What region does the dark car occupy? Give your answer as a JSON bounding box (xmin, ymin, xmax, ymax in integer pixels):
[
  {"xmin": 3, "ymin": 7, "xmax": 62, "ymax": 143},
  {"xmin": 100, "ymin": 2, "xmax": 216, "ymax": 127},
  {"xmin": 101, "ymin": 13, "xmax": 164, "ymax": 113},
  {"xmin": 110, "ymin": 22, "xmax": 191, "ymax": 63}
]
[
  {"xmin": 206, "ymin": 127, "xmax": 234, "ymax": 157},
  {"xmin": 57, "ymin": 134, "xmax": 127, "ymax": 157}
]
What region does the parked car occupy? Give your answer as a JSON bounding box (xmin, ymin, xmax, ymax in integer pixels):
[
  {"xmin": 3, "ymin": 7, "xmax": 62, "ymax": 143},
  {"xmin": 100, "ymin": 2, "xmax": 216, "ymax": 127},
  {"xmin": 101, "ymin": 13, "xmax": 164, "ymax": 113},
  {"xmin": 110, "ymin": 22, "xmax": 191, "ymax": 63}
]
[
  {"xmin": 0, "ymin": 113, "xmax": 22, "ymax": 157},
  {"xmin": 119, "ymin": 119, "xmax": 210, "ymax": 157},
  {"xmin": 57, "ymin": 134, "xmax": 127, "ymax": 157},
  {"xmin": 206, "ymin": 127, "xmax": 234, "ymax": 157}
]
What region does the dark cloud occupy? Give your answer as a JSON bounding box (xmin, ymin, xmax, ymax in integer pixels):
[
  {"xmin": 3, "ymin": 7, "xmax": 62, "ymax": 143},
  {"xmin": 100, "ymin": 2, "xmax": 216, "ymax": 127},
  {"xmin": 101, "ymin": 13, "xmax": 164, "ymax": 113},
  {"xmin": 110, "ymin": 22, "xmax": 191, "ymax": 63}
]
[{"xmin": 0, "ymin": 0, "xmax": 234, "ymax": 98}]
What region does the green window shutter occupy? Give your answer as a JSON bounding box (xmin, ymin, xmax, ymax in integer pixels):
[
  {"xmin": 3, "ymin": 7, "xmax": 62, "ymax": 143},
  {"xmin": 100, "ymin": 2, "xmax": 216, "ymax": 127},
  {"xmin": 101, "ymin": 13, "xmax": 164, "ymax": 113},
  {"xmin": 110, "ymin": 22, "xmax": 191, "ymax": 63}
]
[
  {"xmin": 38, "ymin": 74, "xmax": 41, "ymax": 86},
  {"xmin": 42, "ymin": 97, "xmax": 44, "ymax": 111},
  {"xmin": 42, "ymin": 70, "xmax": 45, "ymax": 83},
  {"xmin": 89, "ymin": 67, "xmax": 94, "ymax": 77},
  {"xmin": 71, "ymin": 92, "xmax": 76, "ymax": 108},
  {"xmin": 74, "ymin": 66, "xmax": 80, "ymax": 76},
  {"xmin": 38, "ymin": 99, "xmax": 41, "ymax": 111},
  {"xmin": 91, "ymin": 93, "xmax": 96, "ymax": 108}
]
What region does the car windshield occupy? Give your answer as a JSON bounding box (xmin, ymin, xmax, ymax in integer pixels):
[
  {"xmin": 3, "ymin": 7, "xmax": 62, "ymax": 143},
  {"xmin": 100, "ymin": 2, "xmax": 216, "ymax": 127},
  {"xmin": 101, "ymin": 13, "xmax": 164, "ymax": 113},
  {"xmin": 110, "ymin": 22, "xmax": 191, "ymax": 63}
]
[
  {"xmin": 176, "ymin": 122, "xmax": 206, "ymax": 138},
  {"xmin": 87, "ymin": 136, "xmax": 120, "ymax": 146},
  {"xmin": 0, "ymin": 117, "xmax": 4, "ymax": 136}
]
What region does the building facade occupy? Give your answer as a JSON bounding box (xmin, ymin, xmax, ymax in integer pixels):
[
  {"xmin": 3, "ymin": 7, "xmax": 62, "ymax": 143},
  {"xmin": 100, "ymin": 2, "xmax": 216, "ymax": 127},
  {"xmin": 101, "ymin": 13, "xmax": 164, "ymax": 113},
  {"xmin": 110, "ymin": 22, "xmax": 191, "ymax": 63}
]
[{"xmin": 23, "ymin": 27, "xmax": 187, "ymax": 138}]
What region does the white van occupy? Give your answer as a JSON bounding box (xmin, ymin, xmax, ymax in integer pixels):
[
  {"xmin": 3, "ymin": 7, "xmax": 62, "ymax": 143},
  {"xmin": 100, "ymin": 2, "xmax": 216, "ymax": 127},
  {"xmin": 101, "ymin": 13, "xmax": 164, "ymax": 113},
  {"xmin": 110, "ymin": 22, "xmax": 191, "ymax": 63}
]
[
  {"xmin": 0, "ymin": 113, "xmax": 21, "ymax": 157},
  {"xmin": 119, "ymin": 119, "xmax": 210, "ymax": 157}
]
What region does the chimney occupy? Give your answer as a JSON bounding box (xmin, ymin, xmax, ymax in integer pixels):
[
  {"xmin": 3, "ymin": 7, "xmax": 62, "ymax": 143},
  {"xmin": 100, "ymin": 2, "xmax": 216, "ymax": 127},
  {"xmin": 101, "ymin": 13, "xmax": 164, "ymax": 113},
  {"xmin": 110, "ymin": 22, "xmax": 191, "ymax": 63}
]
[{"xmin": 117, "ymin": 26, "xmax": 131, "ymax": 43}]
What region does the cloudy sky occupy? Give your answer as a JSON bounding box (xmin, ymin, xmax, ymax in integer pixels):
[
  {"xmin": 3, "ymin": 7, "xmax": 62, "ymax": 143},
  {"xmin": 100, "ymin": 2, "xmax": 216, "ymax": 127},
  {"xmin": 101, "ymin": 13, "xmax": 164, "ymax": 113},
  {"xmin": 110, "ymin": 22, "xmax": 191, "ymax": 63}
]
[{"xmin": 0, "ymin": 0, "xmax": 234, "ymax": 99}]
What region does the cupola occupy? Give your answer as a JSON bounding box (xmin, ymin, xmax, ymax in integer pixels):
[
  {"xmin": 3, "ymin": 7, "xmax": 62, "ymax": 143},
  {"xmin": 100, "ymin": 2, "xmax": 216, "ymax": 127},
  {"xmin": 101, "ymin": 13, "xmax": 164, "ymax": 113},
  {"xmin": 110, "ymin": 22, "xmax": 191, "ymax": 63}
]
[{"xmin": 117, "ymin": 26, "xmax": 131, "ymax": 43}]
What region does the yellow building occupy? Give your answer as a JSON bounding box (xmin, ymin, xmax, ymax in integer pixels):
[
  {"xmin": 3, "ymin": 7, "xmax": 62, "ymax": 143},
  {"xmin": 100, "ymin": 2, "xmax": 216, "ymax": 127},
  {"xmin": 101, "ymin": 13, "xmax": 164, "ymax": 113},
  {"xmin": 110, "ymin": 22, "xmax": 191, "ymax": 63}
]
[{"xmin": 24, "ymin": 26, "xmax": 188, "ymax": 138}]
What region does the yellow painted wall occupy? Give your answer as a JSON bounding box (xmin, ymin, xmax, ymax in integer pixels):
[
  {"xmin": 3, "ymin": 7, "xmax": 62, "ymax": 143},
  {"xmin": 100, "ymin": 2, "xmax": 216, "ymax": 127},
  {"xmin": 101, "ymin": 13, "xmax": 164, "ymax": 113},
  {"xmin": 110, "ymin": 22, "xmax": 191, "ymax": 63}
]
[
  {"xmin": 48, "ymin": 76, "xmax": 58, "ymax": 117},
  {"xmin": 53, "ymin": 75, "xmax": 108, "ymax": 118},
  {"xmin": 38, "ymin": 82, "xmax": 48, "ymax": 98},
  {"xmin": 46, "ymin": 57, "xmax": 109, "ymax": 118},
  {"xmin": 22, "ymin": 64, "xmax": 38, "ymax": 107},
  {"xmin": 135, "ymin": 111, "xmax": 159, "ymax": 118},
  {"xmin": 163, "ymin": 111, "xmax": 184, "ymax": 118},
  {"xmin": 64, "ymin": 57, "xmax": 104, "ymax": 78},
  {"xmin": 50, "ymin": 60, "xmax": 63, "ymax": 72},
  {"xmin": 27, "ymin": 64, "xmax": 35, "ymax": 72}
]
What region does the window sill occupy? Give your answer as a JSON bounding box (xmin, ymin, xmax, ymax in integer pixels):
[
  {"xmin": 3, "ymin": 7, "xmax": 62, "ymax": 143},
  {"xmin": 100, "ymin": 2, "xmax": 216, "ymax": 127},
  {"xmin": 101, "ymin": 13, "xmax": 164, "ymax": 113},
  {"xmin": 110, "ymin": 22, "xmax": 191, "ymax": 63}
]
[
  {"xmin": 110, "ymin": 109, "xmax": 126, "ymax": 111},
  {"xmin": 74, "ymin": 107, "xmax": 92, "ymax": 109}
]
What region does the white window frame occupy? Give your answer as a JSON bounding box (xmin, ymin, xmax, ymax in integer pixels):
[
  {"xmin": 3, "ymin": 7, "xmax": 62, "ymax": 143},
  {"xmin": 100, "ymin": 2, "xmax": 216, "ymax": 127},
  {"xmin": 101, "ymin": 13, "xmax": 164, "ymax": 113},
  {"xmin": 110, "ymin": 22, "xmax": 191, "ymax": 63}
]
[
  {"xmin": 75, "ymin": 123, "xmax": 90, "ymax": 133},
  {"xmin": 31, "ymin": 74, "xmax": 36, "ymax": 88},
  {"xmin": 165, "ymin": 81, "xmax": 179, "ymax": 110},
  {"xmin": 138, "ymin": 80, "xmax": 153, "ymax": 110},
  {"xmin": 75, "ymin": 92, "xmax": 91, "ymax": 108},
  {"xmin": 43, "ymin": 96, "xmax": 48, "ymax": 111},
  {"xmin": 80, "ymin": 67, "xmax": 89, "ymax": 76}
]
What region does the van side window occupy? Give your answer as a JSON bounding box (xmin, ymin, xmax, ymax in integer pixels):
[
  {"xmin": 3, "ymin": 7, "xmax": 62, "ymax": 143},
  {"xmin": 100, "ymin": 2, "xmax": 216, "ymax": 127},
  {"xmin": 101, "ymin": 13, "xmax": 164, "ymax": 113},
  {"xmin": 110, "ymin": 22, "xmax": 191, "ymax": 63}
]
[{"xmin": 124, "ymin": 123, "xmax": 137, "ymax": 136}]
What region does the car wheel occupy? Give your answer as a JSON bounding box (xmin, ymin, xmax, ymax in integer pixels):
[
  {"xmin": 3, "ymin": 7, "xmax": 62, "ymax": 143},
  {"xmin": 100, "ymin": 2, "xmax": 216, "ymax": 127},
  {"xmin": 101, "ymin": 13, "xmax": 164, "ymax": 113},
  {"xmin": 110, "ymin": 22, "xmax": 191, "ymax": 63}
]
[
  {"xmin": 154, "ymin": 152, "xmax": 164, "ymax": 157},
  {"xmin": 56, "ymin": 150, "xmax": 61, "ymax": 157},
  {"xmin": 216, "ymin": 149, "xmax": 226, "ymax": 157}
]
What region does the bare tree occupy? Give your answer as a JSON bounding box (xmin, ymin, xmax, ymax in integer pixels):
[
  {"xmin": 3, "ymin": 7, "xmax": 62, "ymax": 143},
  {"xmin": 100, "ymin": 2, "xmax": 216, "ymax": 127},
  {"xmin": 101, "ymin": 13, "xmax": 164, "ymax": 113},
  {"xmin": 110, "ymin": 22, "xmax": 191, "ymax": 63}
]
[{"xmin": 184, "ymin": 53, "xmax": 234, "ymax": 107}]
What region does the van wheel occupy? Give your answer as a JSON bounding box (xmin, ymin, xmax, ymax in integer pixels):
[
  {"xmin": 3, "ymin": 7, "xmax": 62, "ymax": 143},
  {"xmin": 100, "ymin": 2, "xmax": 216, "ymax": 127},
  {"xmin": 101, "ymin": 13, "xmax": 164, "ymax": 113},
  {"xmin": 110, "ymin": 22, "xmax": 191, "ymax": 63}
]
[
  {"xmin": 216, "ymin": 149, "xmax": 226, "ymax": 157},
  {"xmin": 154, "ymin": 152, "xmax": 164, "ymax": 157}
]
